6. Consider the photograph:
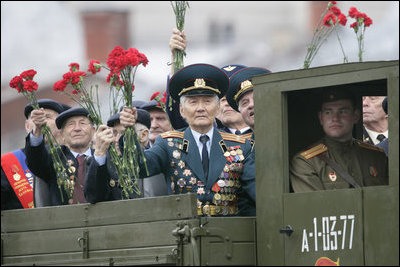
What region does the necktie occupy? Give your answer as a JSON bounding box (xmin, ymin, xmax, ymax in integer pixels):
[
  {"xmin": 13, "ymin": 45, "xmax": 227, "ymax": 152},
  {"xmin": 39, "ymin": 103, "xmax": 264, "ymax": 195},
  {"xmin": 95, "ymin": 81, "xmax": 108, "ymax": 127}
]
[
  {"xmin": 377, "ymin": 134, "xmax": 386, "ymax": 143},
  {"xmin": 73, "ymin": 155, "xmax": 87, "ymax": 204},
  {"xmin": 235, "ymin": 130, "xmax": 241, "ymax": 135},
  {"xmin": 199, "ymin": 135, "xmax": 209, "ymax": 180}
]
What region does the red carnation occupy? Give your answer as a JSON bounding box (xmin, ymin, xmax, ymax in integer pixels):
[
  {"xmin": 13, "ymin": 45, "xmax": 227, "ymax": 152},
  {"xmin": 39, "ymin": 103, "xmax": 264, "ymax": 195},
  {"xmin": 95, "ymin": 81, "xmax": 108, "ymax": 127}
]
[
  {"xmin": 348, "ymin": 7, "xmax": 359, "ymax": 18},
  {"xmin": 338, "ymin": 14, "xmax": 347, "ymax": 26},
  {"xmin": 88, "ymin": 60, "xmax": 101, "ymax": 74},
  {"xmin": 69, "ymin": 63, "xmax": 80, "ymax": 72},
  {"xmin": 323, "ymin": 13, "xmax": 336, "ymax": 27},
  {"xmin": 350, "ymin": 22, "xmax": 358, "ymax": 29},
  {"xmin": 329, "ymin": 1, "xmax": 336, "ymax": 5},
  {"xmin": 150, "ymin": 92, "xmax": 160, "ymax": 100},
  {"xmin": 9, "ymin": 75, "xmax": 23, "ymax": 91},
  {"xmin": 20, "ymin": 69, "xmax": 37, "ymax": 80},
  {"xmin": 22, "ymin": 80, "xmax": 38, "ymax": 92},
  {"xmin": 364, "ymin": 16, "xmax": 373, "ymax": 27},
  {"xmin": 53, "ymin": 80, "xmax": 67, "ymax": 92},
  {"xmin": 329, "ymin": 6, "xmax": 341, "ymax": 16}
]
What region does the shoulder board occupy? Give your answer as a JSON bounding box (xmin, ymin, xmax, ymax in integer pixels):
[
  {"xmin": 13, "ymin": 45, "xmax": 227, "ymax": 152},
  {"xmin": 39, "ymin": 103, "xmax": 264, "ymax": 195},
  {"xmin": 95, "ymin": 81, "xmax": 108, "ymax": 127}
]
[
  {"xmin": 300, "ymin": 143, "xmax": 328, "ymax": 160},
  {"xmin": 219, "ymin": 132, "xmax": 246, "ymax": 144},
  {"xmin": 241, "ymin": 133, "xmax": 253, "ymax": 140},
  {"xmin": 160, "ymin": 130, "xmax": 184, "ymax": 139},
  {"xmin": 355, "ymin": 140, "xmax": 385, "ymax": 153}
]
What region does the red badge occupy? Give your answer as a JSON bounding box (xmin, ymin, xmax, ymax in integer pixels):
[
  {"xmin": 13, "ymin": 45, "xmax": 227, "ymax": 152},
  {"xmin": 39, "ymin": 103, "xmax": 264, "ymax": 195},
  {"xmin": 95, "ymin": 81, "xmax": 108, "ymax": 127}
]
[{"xmin": 328, "ymin": 171, "xmax": 337, "ymax": 182}]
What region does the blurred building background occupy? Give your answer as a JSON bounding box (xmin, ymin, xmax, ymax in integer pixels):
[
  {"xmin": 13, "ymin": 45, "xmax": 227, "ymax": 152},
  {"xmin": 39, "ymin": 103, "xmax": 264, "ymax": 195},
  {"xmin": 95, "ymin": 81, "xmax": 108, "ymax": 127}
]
[{"xmin": 1, "ymin": 1, "xmax": 399, "ymax": 154}]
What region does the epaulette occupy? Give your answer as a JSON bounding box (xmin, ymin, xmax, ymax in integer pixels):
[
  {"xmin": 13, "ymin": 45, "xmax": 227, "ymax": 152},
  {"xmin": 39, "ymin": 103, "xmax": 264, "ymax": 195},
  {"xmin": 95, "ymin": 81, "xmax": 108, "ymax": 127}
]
[
  {"xmin": 355, "ymin": 140, "xmax": 385, "ymax": 153},
  {"xmin": 160, "ymin": 130, "xmax": 184, "ymax": 139},
  {"xmin": 300, "ymin": 143, "xmax": 328, "ymax": 160},
  {"xmin": 241, "ymin": 133, "xmax": 253, "ymax": 140},
  {"xmin": 219, "ymin": 132, "xmax": 246, "ymax": 144}
]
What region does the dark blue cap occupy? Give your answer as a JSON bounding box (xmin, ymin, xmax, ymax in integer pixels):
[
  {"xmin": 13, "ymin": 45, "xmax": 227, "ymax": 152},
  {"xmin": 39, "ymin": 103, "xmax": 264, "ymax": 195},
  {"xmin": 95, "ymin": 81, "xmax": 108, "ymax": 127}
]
[
  {"xmin": 136, "ymin": 108, "xmax": 151, "ymax": 129},
  {"xmin": 226, "ymin": 67, "xmax": 271, "ymax": 111},
  {"xmin": 169, "ymin": 63, "xmax": 229, "ymax": 102},
  {"xmin": 56, "ymin": 107, "xmax": 90, "ymax": 129},
  {"xmin": 132, "ymin": 100, "xmax": 147, "ymax": 109},
  {"xmin": 140, "ymin": 100, "xmax": 162, "ymax": 111},
  {"xmin": 24, "ymin": 99, "xmax": 65, "ymax": 119},
  {"xmin": 220, "ymin": 64, "xmax": 247, "ymax": 78},
  {"xmin": 107, "ymin": 113, "xmax": 120, "ymax": 127}
]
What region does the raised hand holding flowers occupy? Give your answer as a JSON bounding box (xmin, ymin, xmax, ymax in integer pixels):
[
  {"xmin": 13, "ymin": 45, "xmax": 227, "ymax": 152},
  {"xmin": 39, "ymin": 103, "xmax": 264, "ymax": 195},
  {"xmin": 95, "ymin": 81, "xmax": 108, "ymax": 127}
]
[
  {"xmin": 105, "ymin": 46, "xmax": 149, "ymax": 199},
  {"xmin": 10, "ymin": 70, "xmax": 73, "ymax": 202}
]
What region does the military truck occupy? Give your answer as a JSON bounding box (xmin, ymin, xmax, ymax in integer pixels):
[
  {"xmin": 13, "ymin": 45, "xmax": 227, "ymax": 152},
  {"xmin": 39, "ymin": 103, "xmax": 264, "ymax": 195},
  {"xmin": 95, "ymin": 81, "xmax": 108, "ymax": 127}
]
[{"xmin": 2, "ymin": 60, "xmax": 398, "ymax": 266}]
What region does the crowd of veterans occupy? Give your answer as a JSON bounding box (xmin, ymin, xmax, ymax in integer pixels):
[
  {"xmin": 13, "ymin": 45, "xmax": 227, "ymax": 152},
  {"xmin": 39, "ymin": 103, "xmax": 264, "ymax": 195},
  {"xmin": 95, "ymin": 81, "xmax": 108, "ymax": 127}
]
[{"xmin": 1, "ymin": 29, "xmax": 389, "ymax": 216}]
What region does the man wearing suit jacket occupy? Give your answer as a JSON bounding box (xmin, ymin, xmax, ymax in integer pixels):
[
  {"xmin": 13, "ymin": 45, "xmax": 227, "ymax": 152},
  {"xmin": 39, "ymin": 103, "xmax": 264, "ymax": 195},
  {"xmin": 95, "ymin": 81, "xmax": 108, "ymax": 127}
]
[
  {"xmin": 25, "ymin": 107, "xmax": 95, "ymax": 205},
  {"xmin": 119, "ymin": 63, "xmax": 256, "ymax": 216}
]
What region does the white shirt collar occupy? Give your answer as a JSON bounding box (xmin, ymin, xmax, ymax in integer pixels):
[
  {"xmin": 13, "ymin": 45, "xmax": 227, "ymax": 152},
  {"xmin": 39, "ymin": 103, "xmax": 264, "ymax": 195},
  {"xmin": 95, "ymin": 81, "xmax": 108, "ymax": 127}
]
[
  {"xmin": 70, "ymin": 147, "xmax": 91, "ymax": 159},
  {"xmin": 190, "ymin": 127, "xmax": 214, "ymax": 157},
  {"xmin": 365, "ymin": 128, "xmax": 388, "ymax": 145}
]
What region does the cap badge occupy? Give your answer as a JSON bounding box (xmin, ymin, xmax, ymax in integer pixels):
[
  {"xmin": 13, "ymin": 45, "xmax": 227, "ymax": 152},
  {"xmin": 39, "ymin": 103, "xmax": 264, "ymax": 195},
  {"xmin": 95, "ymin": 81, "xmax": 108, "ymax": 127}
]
[
  {"xmin": 194, "ymin": 78, "xmax": 206, "ymax": 88},
  {"xmin": 223, "ymin": 65, "xmax": 237, "ymax": 72},
  {"xmin": 233, "ymin": 80, "xmax": 253, "ymax": 101},
  {"xmin": 329, "ymin": 171, "xmax": 337, "ymax": 182}
]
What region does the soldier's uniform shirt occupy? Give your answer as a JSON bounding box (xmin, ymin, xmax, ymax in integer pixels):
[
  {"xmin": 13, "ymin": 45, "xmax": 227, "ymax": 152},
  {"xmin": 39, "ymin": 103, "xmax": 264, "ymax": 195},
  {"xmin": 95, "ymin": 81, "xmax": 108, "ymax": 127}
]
[
  {"xmin": 290, "ymin": 136, "xmax": 388, "ymax": 192},
  {"xmin": 139, "ymin": 127, "xmax": 256, "ymax": 216}
]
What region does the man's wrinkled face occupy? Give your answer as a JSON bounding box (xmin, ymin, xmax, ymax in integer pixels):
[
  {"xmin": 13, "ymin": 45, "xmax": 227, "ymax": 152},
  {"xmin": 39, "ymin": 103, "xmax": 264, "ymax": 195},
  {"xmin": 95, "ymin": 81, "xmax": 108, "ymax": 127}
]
[
  {"xmin": 61, "ymin": 116, "xmax": 95, "ymax": 150},
  {"xmin": 319, "ymin": 99, "xmax": 359, "ymax": 142},
  {"xmin": 216, "ymin": 96, "xmax": 245, "ymax": 127},
  {"xmin": 238, "ymin": 90, "xmax": 254, "ymax": 129},
  {"xmin": 180, "ymin": 95, "xmax": 219, "ymax": 132},
  {"xmin": 362, "ymin": 96, "xmax": 387, "ymax": 125},
  {"xmin": 148, "ymin": 109, "xmax": 172, "ymax": 144}
]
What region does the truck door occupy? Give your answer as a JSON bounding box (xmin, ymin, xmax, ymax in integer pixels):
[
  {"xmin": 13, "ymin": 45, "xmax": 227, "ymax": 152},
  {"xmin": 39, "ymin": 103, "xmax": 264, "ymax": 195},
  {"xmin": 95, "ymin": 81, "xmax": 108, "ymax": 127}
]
[{"xmin": 254, "ymin": 61, "xmax": 399, "ymax": 266}]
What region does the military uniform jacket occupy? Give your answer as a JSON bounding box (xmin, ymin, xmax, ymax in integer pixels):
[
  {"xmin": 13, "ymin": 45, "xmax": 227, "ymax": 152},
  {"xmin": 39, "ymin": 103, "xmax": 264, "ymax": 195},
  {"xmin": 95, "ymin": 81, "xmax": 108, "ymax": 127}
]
[
  {"xmin": 290, "ymin": 136, "xmax": 388, "ymax": 193},
  {"xmin": 25, "ymin": 134, "xmax": 93, "ymax": 206},
  {"xmin": 140, "ymin": 127, "xmax": 256, "ymax": 216}
]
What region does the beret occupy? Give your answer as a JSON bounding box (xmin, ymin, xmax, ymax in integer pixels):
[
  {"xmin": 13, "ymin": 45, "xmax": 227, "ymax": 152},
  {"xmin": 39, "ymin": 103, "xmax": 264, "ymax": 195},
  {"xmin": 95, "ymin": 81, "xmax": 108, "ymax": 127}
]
[
  {"xmin": 24, "ymin": 99, "xmax": 64, "ymax": 119},
  {"xmin": 55, "ymin": 107, "xmax": 90, "ymax": 129}
]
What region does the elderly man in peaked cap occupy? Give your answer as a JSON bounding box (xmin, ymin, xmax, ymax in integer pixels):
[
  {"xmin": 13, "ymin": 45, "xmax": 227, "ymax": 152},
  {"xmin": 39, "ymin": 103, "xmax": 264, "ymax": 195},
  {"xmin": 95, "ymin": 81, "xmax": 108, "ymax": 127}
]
[
  {"xmin": 1, "ymin": 99, "xmax": 66, "ymax": 210},
  {"xmin": 115, "ymin": 63, "xmax": 256, "ymax": 216},
  {"xmin": 25, "ymin": 107, "xmax": 96, "ymax": 205},
  {"xmin": 226, "ymin": 67, "xmax": 272, "ymax": 140},
  {"xmin": 290, "ymin": 88, "xmax": 388, "ymax": 192}
]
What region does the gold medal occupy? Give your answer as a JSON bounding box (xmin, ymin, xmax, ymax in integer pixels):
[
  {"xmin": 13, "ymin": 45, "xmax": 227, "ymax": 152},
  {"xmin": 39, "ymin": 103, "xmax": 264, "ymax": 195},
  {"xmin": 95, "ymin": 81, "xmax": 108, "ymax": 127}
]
[
  {"xmin": 230, "ymin": 150, "xmax": 237, "ymax": 156},
  {"xmin": 68, "ymin": 166, "xmax": 76, "ymax": 173},
  {"xmin": 224, "ymin": 151, "xmax": 231, "ymax": 157},
  {"xmin": 236, "ymin": 149, "xmax": 243, "ymax": 155},
  {"xmin": 214, "ymin": 193, "xmax": 221, "ymax": 201},
  {"xmin": 109, "ymin": 179, "xmax": 116, "ymax": 187}
]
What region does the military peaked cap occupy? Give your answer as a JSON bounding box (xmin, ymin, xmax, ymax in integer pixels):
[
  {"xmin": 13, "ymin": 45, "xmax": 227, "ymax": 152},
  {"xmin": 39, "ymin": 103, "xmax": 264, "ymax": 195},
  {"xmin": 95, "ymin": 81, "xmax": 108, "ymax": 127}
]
[
  {"xmin": 169, "ymin": 63, "xmax": 229, "ymax": 102},
  {"xmin": 220, "ymin": 64, "xmax": 247, "ymax": 78},
  {"xmin": 320, "ymin": 88, "xmax": 356, "ymax": 109},
  {"xmin": 107, "ymin": 113, "xmax": 120, "ymax": 127},
  {"xmin": 136, "ymin": 108, "xmax": 151, "ymax": 129},
  {"xmin": 226, "ymin": 67, "xmax": 271, "ymax": 111}
]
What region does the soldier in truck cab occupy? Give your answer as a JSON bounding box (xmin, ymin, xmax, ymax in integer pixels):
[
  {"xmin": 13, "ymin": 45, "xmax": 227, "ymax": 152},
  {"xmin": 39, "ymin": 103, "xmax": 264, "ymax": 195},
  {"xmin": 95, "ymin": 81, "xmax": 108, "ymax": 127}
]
[{"xmin": 290, "ymin": 88, "xmax": 388, "ymax": 192}]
